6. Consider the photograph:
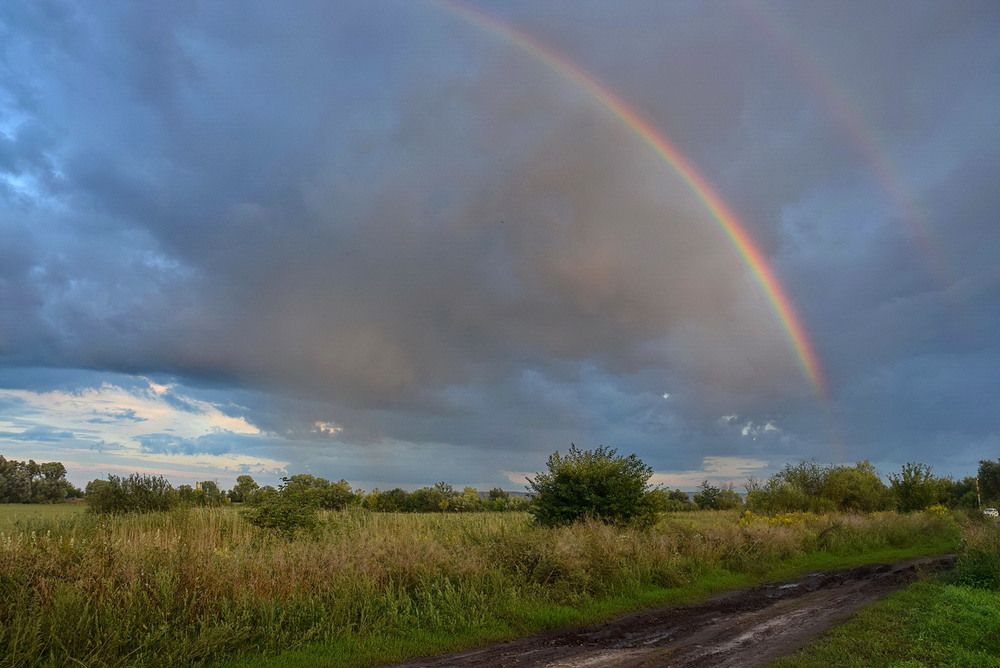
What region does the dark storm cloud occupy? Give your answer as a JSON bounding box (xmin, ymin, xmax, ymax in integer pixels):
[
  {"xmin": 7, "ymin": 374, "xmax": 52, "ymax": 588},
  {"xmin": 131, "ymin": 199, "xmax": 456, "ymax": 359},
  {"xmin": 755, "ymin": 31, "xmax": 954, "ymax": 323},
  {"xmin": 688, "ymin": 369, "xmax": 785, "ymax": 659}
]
[{"xmin": 1, "ymin": 1, "xmax": 998, "ymax": 484}]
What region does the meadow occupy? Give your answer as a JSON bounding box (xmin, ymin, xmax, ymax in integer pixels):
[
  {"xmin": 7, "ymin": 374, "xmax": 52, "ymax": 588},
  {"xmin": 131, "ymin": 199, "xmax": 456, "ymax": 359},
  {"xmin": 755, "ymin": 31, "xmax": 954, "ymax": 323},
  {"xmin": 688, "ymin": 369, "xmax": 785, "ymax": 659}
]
[{"xmin": 0, "ymin": 504, "xmax": 961, "ymax": 667}]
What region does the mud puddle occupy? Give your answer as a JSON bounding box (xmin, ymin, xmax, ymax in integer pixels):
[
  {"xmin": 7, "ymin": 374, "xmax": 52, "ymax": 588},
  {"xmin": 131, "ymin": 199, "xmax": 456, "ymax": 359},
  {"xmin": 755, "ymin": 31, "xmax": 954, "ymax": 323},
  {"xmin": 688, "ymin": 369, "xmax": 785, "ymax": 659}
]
[{"xmin": 388, "ymin": 555, "xmax": 954, "ymax": 668}]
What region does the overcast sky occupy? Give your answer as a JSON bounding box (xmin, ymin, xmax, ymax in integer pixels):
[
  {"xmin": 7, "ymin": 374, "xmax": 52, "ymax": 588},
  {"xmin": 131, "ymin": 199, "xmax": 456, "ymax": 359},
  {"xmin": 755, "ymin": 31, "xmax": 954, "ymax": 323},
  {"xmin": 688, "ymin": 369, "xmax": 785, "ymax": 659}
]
[{"xmin": 1, "ymin": 0, "xmax": 997, "ymax": 491}]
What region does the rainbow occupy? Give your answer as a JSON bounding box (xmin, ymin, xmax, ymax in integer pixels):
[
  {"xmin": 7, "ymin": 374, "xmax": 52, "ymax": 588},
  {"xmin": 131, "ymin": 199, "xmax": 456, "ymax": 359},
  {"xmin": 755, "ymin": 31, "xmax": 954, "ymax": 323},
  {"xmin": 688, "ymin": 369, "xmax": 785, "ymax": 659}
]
[
  {"xmin": 434, "ymin": 0, "xmax": 827, "ymax": 398},
  {"xmin": 740, "ymin": 2, "xmax": 950, "ymax": 287}
]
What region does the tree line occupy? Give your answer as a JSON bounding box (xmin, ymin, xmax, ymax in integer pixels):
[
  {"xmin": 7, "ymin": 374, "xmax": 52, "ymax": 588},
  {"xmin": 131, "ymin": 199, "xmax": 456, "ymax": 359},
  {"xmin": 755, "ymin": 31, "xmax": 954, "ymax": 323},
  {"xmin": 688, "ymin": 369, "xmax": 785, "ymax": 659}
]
[
  {"xmin": 6, "ymin": 451, "xmax": 1000, "ymax": 530},
  {"xmin": 0, "ymin": 456, "xmax": 83, "ymax": 503}
]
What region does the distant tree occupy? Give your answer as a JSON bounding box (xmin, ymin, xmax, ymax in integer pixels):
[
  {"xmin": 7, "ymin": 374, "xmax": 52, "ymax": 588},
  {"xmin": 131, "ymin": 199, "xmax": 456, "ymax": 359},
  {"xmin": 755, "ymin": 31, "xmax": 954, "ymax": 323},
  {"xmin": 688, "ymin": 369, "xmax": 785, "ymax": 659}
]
[
  {"xmin": 947, "ymin": 477, "xmax": 981, "ymax": 509},
  {"xmin": 228, "ymin": 475, "xmax": 260, "ymax": 503},
  {"xmin": 407, "ymin": 486, "xmax": 446, "ymax": 512},
  {"xmin": 485, "ymin": 487, "xmax": 510, "ymax": 511},
  {"xmin": 527, "ymin": 445, "xmax": 656, "ymax": 527},
  {"xmin": 745, "ymin": 460, "xmax": 891, "ymax": 514},
  {"xmin": 823, "ymin": 461, "xmax": 891, "ymax": 512},
  {"xmin": 241, "ymin": 491, "xmax": 318, "ymax": 536},
  {"xmin": 647, "ymin": 488, "xmax": 695, "ymax": 512},
  {"xmin": 364, "ymin": 488, "xmax": 410, "ymax": 512},
  {"xmin": 278, "ymin": 474, "xmax": 358, "ymax": 510},
  {"xmin": 0, "ymin": 456, "xmax": 79, "ymax": 503},
  {"xmin": 320, "ymin": 479, "xmax": 358, "ymax": 511},
  {"xmin": 195, "ymin": 480, "xmax": 228, "ymax": 507},
  {"xmin": 979, "ymin": 460, "xmax": 1000, "ymax": 505},
  {"xmin": 452, "ymin": 487, "xmax": 483, "ymax": 512},
  {"xmin": 888, "ymin": 462, "xmax": 940, "ymax": 512},
  {"xmin": 693, "ymin": 481, "xmax": 742, "ymax": 510}
]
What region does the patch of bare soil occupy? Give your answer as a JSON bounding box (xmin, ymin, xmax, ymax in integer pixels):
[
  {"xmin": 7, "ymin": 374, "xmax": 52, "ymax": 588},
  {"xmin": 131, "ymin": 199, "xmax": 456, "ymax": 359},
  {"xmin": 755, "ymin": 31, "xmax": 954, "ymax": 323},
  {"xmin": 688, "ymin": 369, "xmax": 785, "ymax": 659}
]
[{"xmin": 388, "ymin": 555, "xmax": 954, "ymax": 668}]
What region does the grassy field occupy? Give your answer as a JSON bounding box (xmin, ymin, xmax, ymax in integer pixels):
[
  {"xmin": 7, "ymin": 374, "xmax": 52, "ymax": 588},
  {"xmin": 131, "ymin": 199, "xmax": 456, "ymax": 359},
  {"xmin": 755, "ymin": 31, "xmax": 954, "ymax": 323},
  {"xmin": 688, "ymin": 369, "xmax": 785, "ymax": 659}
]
[
  {"xmin": 0, "ymin": 505, "xmax": 961, "ymax": 667},
  {"xmin": 0, "ymin": 502, "xmax": 85, "ymax": 525},
  {"xmin": 769, "ymin": 518, "xmax": 1000, "ymax": 667}
]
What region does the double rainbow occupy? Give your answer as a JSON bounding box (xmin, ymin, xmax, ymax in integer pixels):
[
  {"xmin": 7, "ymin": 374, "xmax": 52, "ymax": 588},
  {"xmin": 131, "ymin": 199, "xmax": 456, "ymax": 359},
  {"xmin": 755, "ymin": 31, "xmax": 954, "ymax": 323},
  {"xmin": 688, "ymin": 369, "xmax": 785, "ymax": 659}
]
[{"xmin": 435, "ymin": 1, "xmax": 826, "ymax": 398}]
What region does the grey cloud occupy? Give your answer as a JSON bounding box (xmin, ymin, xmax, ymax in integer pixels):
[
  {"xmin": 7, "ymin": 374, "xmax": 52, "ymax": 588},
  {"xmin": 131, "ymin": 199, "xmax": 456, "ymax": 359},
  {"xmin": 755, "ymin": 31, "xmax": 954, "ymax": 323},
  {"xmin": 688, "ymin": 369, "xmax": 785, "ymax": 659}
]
[
  {"xmin": 87, "ymin": 408, "xmax": 147, "ymax": 424},
  {"xmin": 0, "ymin": 425, "xmax": 75, "ymax": 442},
  {"xmin": 0, "ymin": 2, "xmax": 997, "ymax": 484}
]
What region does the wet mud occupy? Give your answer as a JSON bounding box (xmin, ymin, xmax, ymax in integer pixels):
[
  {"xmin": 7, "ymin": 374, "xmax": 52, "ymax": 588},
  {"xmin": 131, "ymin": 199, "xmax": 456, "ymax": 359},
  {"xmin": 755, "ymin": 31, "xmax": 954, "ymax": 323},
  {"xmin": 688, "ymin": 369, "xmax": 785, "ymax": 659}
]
[{"xmin": 388, "ymin": 555, "xmax": 954, "ymax": 668}]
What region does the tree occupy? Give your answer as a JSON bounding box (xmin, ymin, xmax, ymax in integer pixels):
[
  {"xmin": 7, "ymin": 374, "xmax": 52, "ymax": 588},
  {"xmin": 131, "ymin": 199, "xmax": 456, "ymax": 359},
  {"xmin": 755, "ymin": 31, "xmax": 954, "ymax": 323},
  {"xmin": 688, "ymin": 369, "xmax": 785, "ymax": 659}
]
[
  {"xmin": 452, "ymin": 487, "xmax": 483, "ymax": 512},
  {"xmin": 823, "ymin": 461, "xmax": 890, "ymax": 512},
  {"xmin": 229, "ymin": 475, "xmax": 260, "ymax": 503},
  {"xmin": 0, "ymin": 456, "xmax": 75, "ymax": 503},
  {"xmin": 694, "ymin": 481, "xmax": 743, "ymax": 510},
  {"xmin": 888, "ymin": 462, "xmax": 940, "ymax": 512},
  {"xmin": 979, "ymin": 460, "xmax": 1000, "ymax": 505},
  {"xmin": 647, "ymin": 487, "xmax": 695, "ymax": 512},
  {"xmin": 527, "ymin": 445, "xmax": 656, "ymax": 527},
  {"xmin": 241, "ymin": 491, "xmax": 318, "ymax": 536},
  {"xmin": 86, "ymin": 473, "xmax": 179, "ymax": 514},
  {"xmin": 195, "ymin": 480, "xmax": 228, "ymax": 507},
  {"xmin": 363, "ymin": 488, "xmax": 409, "ymax": 512},
  {"xmin": 943, "ymin": 476, "xmax": 980, "ymax": 509},
  {"xmin": 278, "ymin": 474, "xmax": 358, "ymax": 510},
  {"xmin": 485, "ymin": 487, "xmax": 510, "ymax": 511}
]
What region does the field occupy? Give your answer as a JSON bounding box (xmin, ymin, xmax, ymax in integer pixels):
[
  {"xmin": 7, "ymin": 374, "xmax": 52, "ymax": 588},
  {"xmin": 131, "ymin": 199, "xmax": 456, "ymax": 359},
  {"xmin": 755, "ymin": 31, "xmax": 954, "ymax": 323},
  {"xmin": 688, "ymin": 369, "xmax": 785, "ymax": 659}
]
[
  {"xmin": 0, "ymin": 504, "xmax": 961, "ymax": 667},
  {"xmin": 0, "ymin": 502, "xmax": 85, "ymax": 525}
]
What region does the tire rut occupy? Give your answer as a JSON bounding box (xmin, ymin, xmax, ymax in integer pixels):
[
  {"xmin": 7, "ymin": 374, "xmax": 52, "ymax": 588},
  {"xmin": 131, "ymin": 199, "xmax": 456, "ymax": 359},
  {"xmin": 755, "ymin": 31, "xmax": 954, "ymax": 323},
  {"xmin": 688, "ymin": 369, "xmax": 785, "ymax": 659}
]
[{"xmin": 387, "ymin": 555, "xmax": 954, "ymax": 668}]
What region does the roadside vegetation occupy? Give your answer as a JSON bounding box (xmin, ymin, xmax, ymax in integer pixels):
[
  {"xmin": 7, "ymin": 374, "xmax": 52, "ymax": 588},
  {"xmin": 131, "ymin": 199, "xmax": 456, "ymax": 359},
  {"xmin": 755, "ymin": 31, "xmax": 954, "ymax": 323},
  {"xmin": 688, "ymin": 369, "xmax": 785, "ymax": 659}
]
[
  {"xmin": 0, "ymin": 447, "xmax": 997, "ymax": 666},
  {"xmin": 770, "ymin": 517, "xmax": 1000, "ymax": 668}
]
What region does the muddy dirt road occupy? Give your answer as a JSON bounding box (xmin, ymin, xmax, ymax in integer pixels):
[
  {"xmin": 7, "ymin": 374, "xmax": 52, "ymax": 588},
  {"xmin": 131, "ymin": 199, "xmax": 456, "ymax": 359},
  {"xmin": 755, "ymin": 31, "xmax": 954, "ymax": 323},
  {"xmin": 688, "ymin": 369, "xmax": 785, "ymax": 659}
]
[{"xmin": 389, "ymin": 555, "xmax": 953, "ymax": 668}]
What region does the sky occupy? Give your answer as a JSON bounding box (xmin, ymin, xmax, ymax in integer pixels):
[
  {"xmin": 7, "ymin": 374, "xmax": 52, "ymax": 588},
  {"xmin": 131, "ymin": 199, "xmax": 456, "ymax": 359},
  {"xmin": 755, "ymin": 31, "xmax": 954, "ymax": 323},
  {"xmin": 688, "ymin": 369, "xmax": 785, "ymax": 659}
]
[{"xmin": 1, "ymin": 0, "xmax": 998, "ymax": 492}]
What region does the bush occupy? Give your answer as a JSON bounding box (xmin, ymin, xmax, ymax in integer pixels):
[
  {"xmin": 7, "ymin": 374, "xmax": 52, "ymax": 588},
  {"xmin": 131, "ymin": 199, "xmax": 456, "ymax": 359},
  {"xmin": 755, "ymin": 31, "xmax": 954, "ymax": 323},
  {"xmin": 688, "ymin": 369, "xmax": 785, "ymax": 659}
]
[
  {"xmin": 527, "ymin": 444, "xmax": 656, "ymax": 527},
  {"xmin": 693, "ymin": 480, "xmax": 743, "ymax": 510},
  {"xmin": 241, "ymin": 487, "xmax": 318, "ymax": 536},
  {"xmin": 85, "ymin": 473, "xmax": 179, "ymax": 515},
  {"xmin": 889, "ymin": 462, "xmax": 941, "ymax": 512}
]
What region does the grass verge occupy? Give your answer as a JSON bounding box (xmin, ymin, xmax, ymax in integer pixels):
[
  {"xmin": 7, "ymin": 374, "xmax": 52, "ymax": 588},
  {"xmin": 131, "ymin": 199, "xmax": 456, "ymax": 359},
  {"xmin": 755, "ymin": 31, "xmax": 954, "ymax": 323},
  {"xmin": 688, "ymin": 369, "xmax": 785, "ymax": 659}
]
[
  {"xmin": 221, "ymin": 538, "xmax": 957, "ymax": 667},
  {"xmin": 768, "ymin": 582, "xmax": 1000, "ymax": 667},
  {"xmin": 770, "ymin": 518, "xmax": 1000, "ymax": 668}
]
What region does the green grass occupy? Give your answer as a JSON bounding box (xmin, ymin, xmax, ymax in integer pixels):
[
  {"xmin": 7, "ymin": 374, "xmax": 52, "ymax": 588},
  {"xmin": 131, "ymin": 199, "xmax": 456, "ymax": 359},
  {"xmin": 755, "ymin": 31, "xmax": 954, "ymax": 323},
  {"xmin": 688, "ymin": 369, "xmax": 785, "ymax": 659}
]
[
  {"xmin": 768, "ymin": 582, "xmax": 1000, "ymax": 667},
  {"xmin": 0, "ymin": 507, "xmax": 962, "ymax": 668},
  {"xmin": 0, "ymin": 502, "xmax": 85, "ymax": 525},
  {"xmin": 770, "ymin": 519, "xmax": 1000, "ymax": 668},
  {"xmin": 220, "ymin": 529, "xmax": 959, "ymax": 668}
]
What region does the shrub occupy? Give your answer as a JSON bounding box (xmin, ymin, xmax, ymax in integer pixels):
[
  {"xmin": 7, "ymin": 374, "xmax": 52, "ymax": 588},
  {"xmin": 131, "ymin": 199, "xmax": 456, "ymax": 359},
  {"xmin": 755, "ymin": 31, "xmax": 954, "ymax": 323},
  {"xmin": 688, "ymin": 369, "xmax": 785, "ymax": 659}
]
[
  {"xmin": 279, "ymin": 474, "xmax": 359, "ymax": 510},
  {"xmin": 693, "ymin": 480, "xmax": 743, "ymax": 510},
  {"xmin": 241, "ymin": 487, "xmax": 318, "ymax": 536},
  {"xmin": 85, "ymin": 473, "xmax": 180, "ymax": 514},
  {"xmin": 889, "ymin": 462, "xmax": 941, "ymax": 512},
  {"xmin": 527, "ymin": 444, "xmax": 656, "ymax": 527},
  {"xmin": 647, "ymin": 487, "xmax": 696, "ymax": 512}
]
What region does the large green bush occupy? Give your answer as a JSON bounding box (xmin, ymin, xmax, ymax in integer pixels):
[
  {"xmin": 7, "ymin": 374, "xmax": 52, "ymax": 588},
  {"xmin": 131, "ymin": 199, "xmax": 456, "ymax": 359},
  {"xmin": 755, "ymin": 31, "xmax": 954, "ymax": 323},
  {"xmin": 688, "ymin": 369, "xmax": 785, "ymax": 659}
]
[
  {"xmin": 527, "ymin": 445, "xmax": 656, "ymax": 527},
  {"xmin": 85, "ymin": 473, "xmax": 179, "ymax": 514}
]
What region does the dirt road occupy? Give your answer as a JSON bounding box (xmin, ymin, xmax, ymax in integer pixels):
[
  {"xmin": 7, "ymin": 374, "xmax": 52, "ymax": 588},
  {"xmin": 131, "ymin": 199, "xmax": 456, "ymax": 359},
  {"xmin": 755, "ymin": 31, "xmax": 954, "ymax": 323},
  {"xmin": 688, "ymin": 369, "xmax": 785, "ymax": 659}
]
[{"xmin": 389, "ymin": 555, "xmax": 954, "ymax": 668}]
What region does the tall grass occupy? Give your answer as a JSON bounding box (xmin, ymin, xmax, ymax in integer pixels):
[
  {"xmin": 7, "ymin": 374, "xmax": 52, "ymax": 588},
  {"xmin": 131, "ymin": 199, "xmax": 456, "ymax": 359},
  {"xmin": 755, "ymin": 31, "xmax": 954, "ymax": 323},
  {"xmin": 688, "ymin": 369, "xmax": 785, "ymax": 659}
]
[{"xmin": 0, "ymin": 507, "xmax": 959, "ymax": 667}]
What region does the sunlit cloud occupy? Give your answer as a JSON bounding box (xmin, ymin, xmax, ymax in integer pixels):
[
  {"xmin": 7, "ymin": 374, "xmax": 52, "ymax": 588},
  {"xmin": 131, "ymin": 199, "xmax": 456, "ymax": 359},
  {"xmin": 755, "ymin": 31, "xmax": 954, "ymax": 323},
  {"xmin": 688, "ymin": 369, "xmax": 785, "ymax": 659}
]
[
  {"xmin": 648, "ymin": 456, "xmax": 772, "ymax": 489},
  {"xmin": 0, "ymin": 380, "xmax": 287, "ymax": 485}
]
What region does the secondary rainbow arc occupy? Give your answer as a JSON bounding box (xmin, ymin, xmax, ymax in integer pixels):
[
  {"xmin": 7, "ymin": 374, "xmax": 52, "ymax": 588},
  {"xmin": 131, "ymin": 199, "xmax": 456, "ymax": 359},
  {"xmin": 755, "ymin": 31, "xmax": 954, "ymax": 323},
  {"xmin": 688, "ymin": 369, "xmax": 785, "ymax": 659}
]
[
  {"xmin": 740, "ymin": 1, "xmax": 950, "ymax": 288},
  {"xmin": 435, "ymin": 0, "xmax": 827, "ymax": 398}
]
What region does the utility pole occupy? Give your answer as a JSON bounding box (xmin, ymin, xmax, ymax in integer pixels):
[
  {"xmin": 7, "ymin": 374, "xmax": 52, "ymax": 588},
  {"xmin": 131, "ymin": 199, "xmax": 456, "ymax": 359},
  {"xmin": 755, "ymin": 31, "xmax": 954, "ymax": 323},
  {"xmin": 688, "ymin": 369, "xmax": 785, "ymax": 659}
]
[{"xmin": 976, "ymin": 476, "xmax": 982, "ymax": 510}]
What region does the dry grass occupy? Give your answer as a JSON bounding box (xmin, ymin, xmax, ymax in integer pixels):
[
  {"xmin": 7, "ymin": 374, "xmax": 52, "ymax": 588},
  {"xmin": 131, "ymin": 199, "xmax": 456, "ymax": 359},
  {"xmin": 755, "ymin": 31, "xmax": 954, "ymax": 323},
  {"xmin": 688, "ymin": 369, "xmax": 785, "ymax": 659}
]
[{"xmin": 0, "ymin": 507, "xmax": 960, "ymax": 667}]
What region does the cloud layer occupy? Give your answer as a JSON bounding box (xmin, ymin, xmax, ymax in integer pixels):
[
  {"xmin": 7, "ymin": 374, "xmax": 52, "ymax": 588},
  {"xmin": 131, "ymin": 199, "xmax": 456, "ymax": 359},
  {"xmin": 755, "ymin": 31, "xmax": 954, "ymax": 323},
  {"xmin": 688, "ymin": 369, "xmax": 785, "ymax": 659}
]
[{"xmin": 1, "ymin": 1, "xmax": 998, "ymax": 488}]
